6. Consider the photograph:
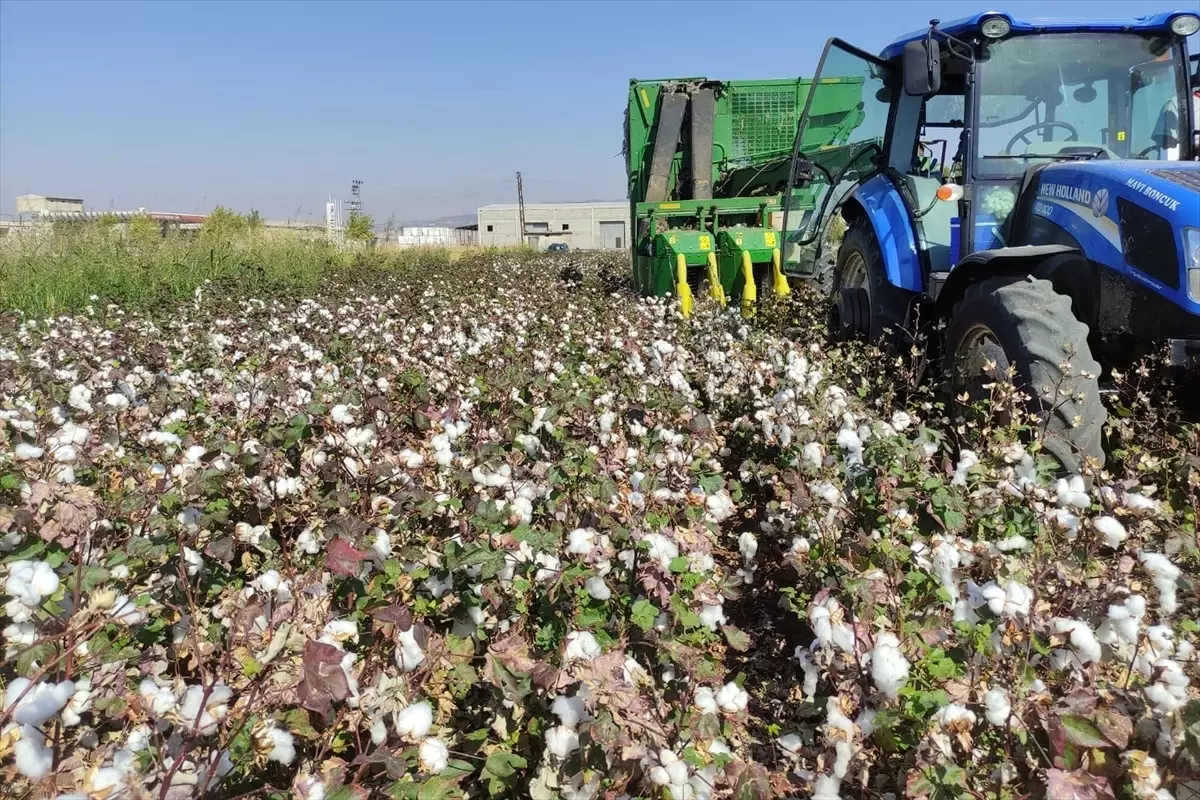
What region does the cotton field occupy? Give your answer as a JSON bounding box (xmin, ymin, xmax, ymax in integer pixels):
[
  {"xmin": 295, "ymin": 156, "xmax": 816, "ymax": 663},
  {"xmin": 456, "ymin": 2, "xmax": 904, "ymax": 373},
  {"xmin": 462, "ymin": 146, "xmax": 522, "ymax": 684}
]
[{"xmin": 0, "ymin": 252, "xmax": 1196, "ymax": 799}]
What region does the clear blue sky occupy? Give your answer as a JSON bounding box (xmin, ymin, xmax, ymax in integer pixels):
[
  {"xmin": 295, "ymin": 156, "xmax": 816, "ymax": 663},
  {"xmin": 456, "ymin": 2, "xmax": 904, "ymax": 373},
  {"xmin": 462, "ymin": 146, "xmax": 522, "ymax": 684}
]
[{"xmin": 0, "ymin": 0, "xmax": 1191, "ymax": 223}]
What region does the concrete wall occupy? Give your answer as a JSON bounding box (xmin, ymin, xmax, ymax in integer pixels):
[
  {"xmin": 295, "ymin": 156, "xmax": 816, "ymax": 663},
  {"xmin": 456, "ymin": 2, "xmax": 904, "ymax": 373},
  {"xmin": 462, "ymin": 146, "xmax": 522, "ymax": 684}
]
[
  {"xmin": 16, "ymin": 195, "xmax": 85, "ymax": 214},
  {"xmin": 477, "ymin": 202, "xmax": 630, "ymax": 250}
]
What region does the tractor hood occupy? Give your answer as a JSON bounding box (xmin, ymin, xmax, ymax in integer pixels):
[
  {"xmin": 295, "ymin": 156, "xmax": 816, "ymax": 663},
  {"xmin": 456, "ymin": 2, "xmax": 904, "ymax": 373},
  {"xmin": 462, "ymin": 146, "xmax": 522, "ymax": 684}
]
[{"xmin": 1037, "ymin": 160, "xmax": 1200, "ymax": 225}]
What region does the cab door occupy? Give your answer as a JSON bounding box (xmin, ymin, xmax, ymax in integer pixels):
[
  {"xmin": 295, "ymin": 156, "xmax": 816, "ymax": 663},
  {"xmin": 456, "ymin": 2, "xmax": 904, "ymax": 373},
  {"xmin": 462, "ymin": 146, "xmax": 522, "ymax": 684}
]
[{"xmin": 781, "ymin": 38, "xmax": 895, "ymax": 275}]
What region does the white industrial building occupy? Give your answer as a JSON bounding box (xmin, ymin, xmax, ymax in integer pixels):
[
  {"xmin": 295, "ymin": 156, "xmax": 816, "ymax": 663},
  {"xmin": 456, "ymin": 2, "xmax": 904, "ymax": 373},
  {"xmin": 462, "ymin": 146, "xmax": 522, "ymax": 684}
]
[{"xmin": 477, "ymin": 201, "xmax": 629, "ymax": 250}]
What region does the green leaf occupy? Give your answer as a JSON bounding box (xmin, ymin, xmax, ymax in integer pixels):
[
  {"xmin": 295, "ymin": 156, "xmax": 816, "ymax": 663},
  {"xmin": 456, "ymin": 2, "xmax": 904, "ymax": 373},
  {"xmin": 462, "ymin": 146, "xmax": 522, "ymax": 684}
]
[
  {"xmin": 484, "ymin": 751, "xmax": 526, "ymax": 778},
  {"xmin": 5, "ymin": 539, "xmax": 47, "ymax": 562},
  {"xmin": 440, "ymin": 759, "xmax": 475, "ymax": 779},
  {"xmin": 722, "ymin": 624, "xmax": 751, "ymax": 652},
  {"xmin": 940, "ymin": 508, "xmax": 966, "ymax": 531},
  {"xmin": 668, "ymin": 556, "xmax": 690, "ymax": 573},
  {"xmin": 416, "ymin": 778, "xmax": 461, "ymax": 800},
  {"xmin": 630, "ymin": 600, "xmax": 659, "ymax": 631},
  {"xmin": 1061, "ymin": 715, "xmax": 1110, "ymax": 749}
]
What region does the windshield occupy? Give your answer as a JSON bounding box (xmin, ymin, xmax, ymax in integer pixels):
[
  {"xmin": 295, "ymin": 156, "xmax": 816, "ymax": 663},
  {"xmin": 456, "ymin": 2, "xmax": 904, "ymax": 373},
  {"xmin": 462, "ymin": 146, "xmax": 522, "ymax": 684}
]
[{"xmin": 974, "ymin": 32, "xmax": 1186, "ymax": 176}]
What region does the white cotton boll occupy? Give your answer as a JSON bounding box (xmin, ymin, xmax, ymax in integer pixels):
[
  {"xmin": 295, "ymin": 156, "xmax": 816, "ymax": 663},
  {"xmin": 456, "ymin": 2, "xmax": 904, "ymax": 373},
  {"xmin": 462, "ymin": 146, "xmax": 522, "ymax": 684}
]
[
  {"xmin": 584, "ymin": 576, "xmax": 611, "ymax": 601},
  {"xmin": 296, "ymin": 528, "xmax": 322, "ymax": 555},
  {"xmin": 812, "ymin": 775, "xmax": 842, "ymax": 800},
  {"xmin": 51, "ymin": 444, "xmax": 77, "ymax": 463},
  {"xmin": 395, "ymin": 701, "xmax": 434, "ymax": 739},
  {"xmin": 694, "ymin": 686, "xmax": 718, "ymax": 715},
  {"xmin": 372, "ymin": 530, "xmax": 391, "ymax": 561},
  {"xmin": 871, "ymin": 632, "xmax": 910, "ymax": 698},
  {"xmin": 110, "ymin": 594, "xmax": 148, "ymax": 627},
  {"xmin": 890, "ymin": 410, "xmax": 912, "ymax": 431},
  {"xmin": 1124, "ymin": 492, "xmax": 1159, "ymax": 516},
  {"xmin": 1139, "ymin": 552, "xmax": 1180, "ymax": 614},
  {"xmin": 802, "ymin": 442, "xmax": 824, "ymax": 469},
  {"xmin": 267, "ymin": 726, "xmax": 296, "ymax": 764},
  {"xmin": 951, "ymin": 449, "xmax": 978, "ymax": 486},
  {"xmin": 564, "ymin": 630, "xmax": 601, "ymax": 661},
  {"xmin": 177, "ymin": 683, "xmax": 232, "ymax": 735},
  {"xmin": 14, "ymin": 442, "xmax": 44, "ymax": 461},
  {"xmin": 396, "ymin": 627, "xmax": 426, "ymax": 672},
  {"xmin": 643, "ymin": 532, "xmax": 680, "ymax": 570},
  {"xmin": 1054, "ymin": 476, "xmax": 1091, "ymax": 510},
  {"xmin": 1051, "ymin": 618, "xmax": 1102, "ymax": 665},
  {"xmin": 795, "ymin": 647, "xmax": 819, "ymax": 698},
  {"xmin": 1094, "ymin": 516, "xmax": 1127, "ymax": 549},
  {"xmin": 811, "ymin": 481, "xmax": 841, "ymax": 505},
  {"xmin": 5, "ymin": 559, "xmax": 60, "ymax": 607},
  {"xmin": 984, "ymin": 686, "xmax": 1011, "ymax": 727},
  {"xmin": 706, "ymin": 490, "xmax": 735, "ymax": 522},
  {"xmin": 738, "ymin": 531, "xmax": 758, "ymax": 562},
  {"xmin": 68, "ymin": 384, "xmax": 93, "ymax": 413},
  {"xmin": 699, "ymin": 603, "xmax": 726, "ymax": 631},
  {"xmin": 419, "ymin": 737, "xmax": 450, "ymax": 774},
  {"xmin": 183, "ymin": 547, "xmax": 204, "ymax": 577},
  {"xmin": 331, "ymin": 405, "xmax": 354, "ymax": 425},
  {"xmin": 981, "ymin": 581, "xmax": 1032, "ymax": 618},
  {"xmin": 934, "ymin": 703, "xmax": 977, "ymax": 729},
  {"xmin": 1098, "ymin": 594, "xmax": 1145, "ymax": 647},
  {"xmin": 566, "ymin": 527, "xmax": 597, "ymax": 556},
  {"xmin": 14, "ymin": 725, "xmax": 53, "ymax": 780},
  {"xmin": 715, "ymin": 681, "xmax": 749, "ymax": 713},
  {"xmin": 932, "ymin": 540, "xmax": 960, "ymax": 604},
  {"xmin": 545, "ymin": 725, "xmax": 580, "ymax": 759},
  {"xmin": 1047, "ymin": 508, "xmax": 1081, "ymax": 540},
  {"xmin": 322, "ymin": 618, "xmax": 359, "ymax": 644},
  {"xmin": 139, "ymin": 679, "xmax": 178, "ymax": 717},
  {"xmin": 551, "ymin": 693, "xmax": 589, "ymax": 729},
  {"xmin": 105, "ymin": 393, "xmax": 130, "ymax": 410},
  {"xmin": 1144, "ymin": 660, "xmax": 1189, "ymax": 715},
  {"xmin": 995, "ymin": 535, "xmax": 1029, "ymax": 552},
  {"xmin": 62, "ymin": 678, "xmax": 93, "ymax": 726},
  {"xmin": 534, "ymin": 552, "xmax": 560, "ymax": 583},
  {"xmin": 370, "ymin": 717, "xmax": 388, "ymax": 745},
  {"xmin": 4, "ymin": 678, "xmax": 75, "ymax": 727},
  {"xmin": 256, "ymin": 569, "xmax": 281, "ymax": 594}
]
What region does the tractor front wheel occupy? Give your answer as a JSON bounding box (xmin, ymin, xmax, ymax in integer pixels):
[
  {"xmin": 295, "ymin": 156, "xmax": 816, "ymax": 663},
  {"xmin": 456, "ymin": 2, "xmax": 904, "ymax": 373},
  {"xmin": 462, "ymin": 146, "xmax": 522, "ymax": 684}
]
[
  {"xmin": 829, "ymin": 217, "xmax": 912, "ymax": 345},
  {"xmin": 942, "ymin": 275, "xmax": 1107, "ymax": 473}
]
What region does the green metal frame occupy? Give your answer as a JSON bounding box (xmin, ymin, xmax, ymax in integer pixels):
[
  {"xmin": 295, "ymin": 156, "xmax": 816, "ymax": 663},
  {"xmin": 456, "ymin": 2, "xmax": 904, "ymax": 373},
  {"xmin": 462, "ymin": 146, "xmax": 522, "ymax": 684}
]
[{"xmin": 625, "ymin": 75, "xmax": 866, "ymax": 314}]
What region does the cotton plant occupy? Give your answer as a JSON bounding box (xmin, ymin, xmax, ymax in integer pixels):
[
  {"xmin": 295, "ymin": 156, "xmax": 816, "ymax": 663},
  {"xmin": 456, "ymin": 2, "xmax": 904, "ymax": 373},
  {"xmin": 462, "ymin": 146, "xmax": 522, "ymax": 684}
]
[{"xmin": 0, "ymin": 252, "xmax": 1194, "ymax": 798}]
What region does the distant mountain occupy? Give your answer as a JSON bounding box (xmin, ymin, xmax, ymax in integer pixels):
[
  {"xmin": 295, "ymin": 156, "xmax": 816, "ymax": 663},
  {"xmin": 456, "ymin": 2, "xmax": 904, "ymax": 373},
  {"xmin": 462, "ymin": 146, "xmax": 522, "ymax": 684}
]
[{"xmin": 398, "ymin": 213, "xmax": 476, "ymax": 228}]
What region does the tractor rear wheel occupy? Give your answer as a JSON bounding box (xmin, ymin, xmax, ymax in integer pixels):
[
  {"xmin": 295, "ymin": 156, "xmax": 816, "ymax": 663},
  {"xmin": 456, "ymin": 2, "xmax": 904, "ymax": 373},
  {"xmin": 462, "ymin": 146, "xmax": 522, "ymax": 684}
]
[
  {"xmin": 942, "ymin": 275, "xmax": 1107, "ymax": 473},
  {"xmin": 829, "ymin": 217, "xmax": 912, "ymax": 345}
]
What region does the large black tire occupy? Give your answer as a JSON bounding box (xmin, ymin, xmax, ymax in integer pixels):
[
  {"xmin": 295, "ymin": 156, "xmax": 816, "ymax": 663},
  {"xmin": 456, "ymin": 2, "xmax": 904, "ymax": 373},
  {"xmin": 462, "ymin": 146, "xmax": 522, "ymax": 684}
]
[
  {"xmin": 830, "ymin": 217, "xmax": 913, "ymax": 343},
  {"xmin": 943, "ymin": 275, "xmax": 1107, "ymax": 473}
]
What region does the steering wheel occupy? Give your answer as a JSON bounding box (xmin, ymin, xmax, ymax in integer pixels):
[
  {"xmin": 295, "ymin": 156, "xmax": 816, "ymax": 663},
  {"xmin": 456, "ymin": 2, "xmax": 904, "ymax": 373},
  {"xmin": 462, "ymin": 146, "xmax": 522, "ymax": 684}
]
[{"xmin": 1004, "ymin": 121, "xmax": 1080, "ymax": 154}]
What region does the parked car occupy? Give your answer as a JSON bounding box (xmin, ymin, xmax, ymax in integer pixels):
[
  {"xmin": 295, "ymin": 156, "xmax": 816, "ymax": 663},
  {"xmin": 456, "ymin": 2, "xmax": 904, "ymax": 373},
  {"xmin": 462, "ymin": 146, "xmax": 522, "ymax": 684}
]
[{"xmin": 547, "ymin": 242, "xmax": 569, "ymax": 252}]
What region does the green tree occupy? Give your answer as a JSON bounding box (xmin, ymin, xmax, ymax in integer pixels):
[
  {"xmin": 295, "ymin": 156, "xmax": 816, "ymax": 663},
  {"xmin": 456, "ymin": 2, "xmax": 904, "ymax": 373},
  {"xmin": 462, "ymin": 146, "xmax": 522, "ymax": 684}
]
[
  {"xmin": 127, "ymin": 213, "xmax": 161, "ymax": 244},
  {"xmin": 201, "ymin": 206, "xmax": 249, "ymax": 240},
  {"xmin": 345, "ymin": 212, "xmax": 375, "ymax": 242},
  {"xmin": 246, "ymin": 208, "xmax": 264, "ymax": 230}
]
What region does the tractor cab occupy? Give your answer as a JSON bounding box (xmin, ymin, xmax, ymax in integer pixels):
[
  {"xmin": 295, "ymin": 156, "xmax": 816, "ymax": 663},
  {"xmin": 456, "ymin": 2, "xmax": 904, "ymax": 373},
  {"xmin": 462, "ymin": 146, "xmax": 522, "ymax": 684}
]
[{"xmin": 781, "ymin": 10, "xmax": 1200, "ymax": 472}]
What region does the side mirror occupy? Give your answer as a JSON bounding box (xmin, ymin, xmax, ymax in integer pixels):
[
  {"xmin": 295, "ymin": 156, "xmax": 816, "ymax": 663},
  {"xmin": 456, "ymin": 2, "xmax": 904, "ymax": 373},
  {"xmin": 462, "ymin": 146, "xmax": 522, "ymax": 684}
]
[{"xmin": 903, "ymin": 39, "xmax": 941, "ymax": 96}]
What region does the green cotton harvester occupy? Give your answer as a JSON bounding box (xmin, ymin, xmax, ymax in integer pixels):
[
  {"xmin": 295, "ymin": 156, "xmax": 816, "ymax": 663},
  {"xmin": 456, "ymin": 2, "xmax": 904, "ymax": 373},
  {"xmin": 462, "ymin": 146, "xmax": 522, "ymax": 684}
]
[{"xmin": 625, "ymin": 76, "xmax": 867, "ymax": 317}]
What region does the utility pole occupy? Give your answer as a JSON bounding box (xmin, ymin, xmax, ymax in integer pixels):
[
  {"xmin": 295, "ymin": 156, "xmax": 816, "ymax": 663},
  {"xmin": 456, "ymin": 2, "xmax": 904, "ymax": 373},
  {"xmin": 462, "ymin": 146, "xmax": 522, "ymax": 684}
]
[
  {"xmin": 516, "ymin": 171, "xmax": 526, "ymax": 246},
  {"xmin": 346, "ymin": 180, "xmax": 363, "ymax": 223}
]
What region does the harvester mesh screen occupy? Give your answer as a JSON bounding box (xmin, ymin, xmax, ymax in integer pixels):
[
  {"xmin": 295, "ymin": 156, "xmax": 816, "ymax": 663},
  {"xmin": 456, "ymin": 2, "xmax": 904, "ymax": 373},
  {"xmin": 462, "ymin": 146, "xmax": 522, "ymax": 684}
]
[{"xmin": 728, "ymin": 89, "xmax": 799, "ymax": 167}]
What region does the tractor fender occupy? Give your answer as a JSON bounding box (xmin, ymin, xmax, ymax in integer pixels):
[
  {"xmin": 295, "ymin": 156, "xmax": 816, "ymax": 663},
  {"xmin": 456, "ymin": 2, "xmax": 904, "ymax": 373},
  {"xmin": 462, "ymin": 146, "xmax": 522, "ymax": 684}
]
[
  {"xmin": 934, "ymin": 244, "xmax": 1086, "ymax": 319},
  {"xmin": 839, "ymin": 174, "xmax": 924, "ymax": 294}
]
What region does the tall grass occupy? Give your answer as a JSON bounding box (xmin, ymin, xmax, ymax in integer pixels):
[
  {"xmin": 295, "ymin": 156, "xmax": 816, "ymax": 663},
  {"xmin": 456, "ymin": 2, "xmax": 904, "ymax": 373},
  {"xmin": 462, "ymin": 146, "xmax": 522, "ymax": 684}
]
[{"xmin": 0, "ymin": 223, "xmax": 526, "ymax": 316}]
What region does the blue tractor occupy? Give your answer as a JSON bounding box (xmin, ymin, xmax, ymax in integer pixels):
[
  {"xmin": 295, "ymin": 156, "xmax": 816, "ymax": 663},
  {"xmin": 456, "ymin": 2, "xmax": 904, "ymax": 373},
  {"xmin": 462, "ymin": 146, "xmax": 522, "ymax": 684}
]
[{"xmin": 780, "ymin": 10, "xmax": 1200, "ymax": 472}]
